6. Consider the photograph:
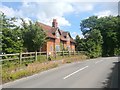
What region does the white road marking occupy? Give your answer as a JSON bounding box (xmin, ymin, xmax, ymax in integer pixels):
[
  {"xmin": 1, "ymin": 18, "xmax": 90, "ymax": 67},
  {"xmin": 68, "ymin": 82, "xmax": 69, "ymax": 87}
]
[
  {"xmin": 63, "ymin": 66, "xmax": 89, "ymax": 79},
  {"xmin": 95, "ymin": 60, "xmax": 103, "ymax": 64}
]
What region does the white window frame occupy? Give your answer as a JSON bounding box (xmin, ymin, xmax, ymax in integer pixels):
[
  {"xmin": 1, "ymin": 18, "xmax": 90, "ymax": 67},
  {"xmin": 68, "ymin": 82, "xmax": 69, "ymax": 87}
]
[
  {"xmin": 56, "ymin": 30, "xmax": 60, "ymax": 38},
  {"xmin": 50, "ymin": 46, "xmax": 53, "ymax": 51},
  {"xmin": 67, "ymin": 45, "xmax": 70, "ymax": 51},
  {"xmin": 67, "ymin": 34, "xmax": 70, "ymax": 41},
  {"xmin": 55, "ymin": 45, "xmax": 60, "ymax": 51}
]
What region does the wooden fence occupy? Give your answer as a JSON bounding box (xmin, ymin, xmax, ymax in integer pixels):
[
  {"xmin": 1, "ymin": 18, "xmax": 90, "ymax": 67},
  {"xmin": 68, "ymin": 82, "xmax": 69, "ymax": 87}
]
[{"xmin": 0, "ymin": 51, "xmax": 86, "ymax": 66}]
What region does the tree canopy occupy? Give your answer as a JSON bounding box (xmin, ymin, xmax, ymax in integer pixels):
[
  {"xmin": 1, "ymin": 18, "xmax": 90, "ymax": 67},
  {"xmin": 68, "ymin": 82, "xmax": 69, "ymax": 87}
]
[
  {"xmin": 76, "ymin": 15, "xmax": 120, "ymax": 57},
  {"xmin": 21, "ymin": 19, "xmax": 46, "ymax": 52},
  {"xmin": 1, "ymin": 13, "xmax": 23, "ymax": 54},
  {"xmin": 1, "ymin": 12, "xmax": 46, "ymax": 53}
]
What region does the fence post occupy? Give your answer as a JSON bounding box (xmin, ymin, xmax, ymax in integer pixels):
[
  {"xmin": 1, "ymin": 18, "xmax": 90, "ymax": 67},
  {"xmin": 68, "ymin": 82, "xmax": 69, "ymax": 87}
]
[
  {"xmin": 68, "ymin": 51, "xmax": 70, "ymax": 57},
  {"xmin": 19, "ymin": 52, "xmax": 22, "ymax": 66},
  {"xmin": 62, "ymin": 51, "xmax": 64, "ymax": 57},
  {"xmin": 46, "ymin": 51, "xmax": 48, "ymax": 60},
  {"xmin": 54, "ymin": 51, "xmax": 56, "ymax": 59},
  {"xmin": 35, "ymin": 51, "xmax": 37, "ymax": 61},
  {"xmin": 78, "ymin": 51, "xmax": 79, "ymax": 55}
]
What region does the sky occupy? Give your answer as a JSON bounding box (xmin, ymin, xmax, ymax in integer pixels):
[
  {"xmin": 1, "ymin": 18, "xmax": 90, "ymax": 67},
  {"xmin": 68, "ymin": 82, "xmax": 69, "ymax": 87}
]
[{"xmin": 0, "ymin": 0, "xmax": 119, "ymax": 39}]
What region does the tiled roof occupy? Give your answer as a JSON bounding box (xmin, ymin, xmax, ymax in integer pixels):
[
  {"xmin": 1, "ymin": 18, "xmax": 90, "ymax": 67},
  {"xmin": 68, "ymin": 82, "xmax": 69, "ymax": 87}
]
[
  {"xmin": 37, "ymin": 22, "xmax": 75, "ymax": 43},
  {"xmin": 37, "ymin": 22, "xmax": 57, "ymax": 39},
  {"xmin": 70, "ymin": 38, "xmax": 75, "ymax": 43}
]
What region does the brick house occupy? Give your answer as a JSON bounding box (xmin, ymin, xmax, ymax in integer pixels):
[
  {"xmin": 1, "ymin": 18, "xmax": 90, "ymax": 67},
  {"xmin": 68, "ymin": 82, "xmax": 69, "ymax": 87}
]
[{"xmin": 37, "ymin": 19, "xmax": 75, "ymax": 54}]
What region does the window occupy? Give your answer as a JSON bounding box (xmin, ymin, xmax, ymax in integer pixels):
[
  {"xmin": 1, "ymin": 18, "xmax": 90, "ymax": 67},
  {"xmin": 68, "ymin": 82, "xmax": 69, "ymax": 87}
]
[
  {"xmin": 56, "ymin": 45, "xmax": 60, "ymax": 51},
  {"xmin": 67, "ymin": 46, "xmax": 70, "ymax": 51},
  {"xmin": 50, "ymin": 46, "xmax": 53, "ymax": 51},
  {"xmin": 56, "ymin": 30, "xmax": 60, "ymax": 38},
  {"xmin": 67, "ymin": 35, "xmax": 70, "ymax": 41}
]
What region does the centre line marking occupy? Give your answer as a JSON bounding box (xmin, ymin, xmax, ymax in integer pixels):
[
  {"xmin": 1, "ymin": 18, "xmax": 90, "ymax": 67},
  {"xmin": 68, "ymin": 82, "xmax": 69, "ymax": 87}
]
[
  {"xmin": 63, "ymin": 66, "xmax": 88, "ymax": 79},
  {"xmin": 95, "ymin": 60, "xmax": 103, "ymax": 64}
]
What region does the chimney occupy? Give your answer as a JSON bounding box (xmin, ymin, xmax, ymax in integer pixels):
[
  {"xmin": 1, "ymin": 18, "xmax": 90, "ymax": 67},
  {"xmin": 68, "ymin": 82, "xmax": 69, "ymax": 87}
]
[{"xmin": 52, "ymin": 19, "xmax": 58, "ymax": 28}]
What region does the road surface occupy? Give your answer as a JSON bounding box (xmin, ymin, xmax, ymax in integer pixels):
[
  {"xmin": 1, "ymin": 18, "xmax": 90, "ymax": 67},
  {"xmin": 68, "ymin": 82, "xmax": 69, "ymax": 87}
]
[{"xmin": 2, "ymin": 57, "xmax": 118, "ymax": 88}]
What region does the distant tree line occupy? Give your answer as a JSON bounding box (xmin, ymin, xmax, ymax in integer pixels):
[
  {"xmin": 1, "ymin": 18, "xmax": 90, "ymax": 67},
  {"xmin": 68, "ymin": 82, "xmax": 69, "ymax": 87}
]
[
  {"xmin": 1, "ymin": 12, "xmax": 46, "ymax": 54},
  {"xmin": 75, "ymin": 15, "xmax": 120, "ymax": 58}
]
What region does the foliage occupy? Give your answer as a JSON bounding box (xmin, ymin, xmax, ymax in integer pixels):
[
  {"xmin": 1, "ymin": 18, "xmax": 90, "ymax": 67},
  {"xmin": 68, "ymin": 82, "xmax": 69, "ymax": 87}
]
[
  {"xmin": 75, "ymin": 35, "xmax": 81, "ymax": 51},
  {"xmin": 1, "ymin": 12, "xmax": 23, "ymax": 54},
  {"xmin": 79, "ymin": 15, "xmax": 120, "ymax": 57},
  {"xmin": 21, "ymin": 19, "xmax": 46, "ymax": 52},
  {"xmin": 2, "ymin": 54, "xmax": 88, "ymax": 83},
  {"xmin": 60, "ymin": 42, "xmax": 64, "ymax": 51},
  {"xmin": 1, "ymin": 12, "xmax": 47, "ymax": 53},
  {"xmin": 75, "ymin": 29, "xmax": 103, "ymax": 58}
]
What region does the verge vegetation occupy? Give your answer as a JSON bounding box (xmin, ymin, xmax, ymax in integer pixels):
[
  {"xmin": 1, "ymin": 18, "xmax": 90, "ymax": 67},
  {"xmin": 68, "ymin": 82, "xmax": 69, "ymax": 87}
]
[{"xmin": 2, "ymin": 54, "xmax": 88, "ymax": 83}]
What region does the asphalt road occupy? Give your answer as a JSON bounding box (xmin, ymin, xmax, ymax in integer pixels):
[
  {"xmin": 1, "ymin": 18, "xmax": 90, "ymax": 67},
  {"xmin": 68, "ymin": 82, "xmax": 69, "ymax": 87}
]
[{"xmin": 2, "ymin": 57, "xmax": 118, "ymax": 88}]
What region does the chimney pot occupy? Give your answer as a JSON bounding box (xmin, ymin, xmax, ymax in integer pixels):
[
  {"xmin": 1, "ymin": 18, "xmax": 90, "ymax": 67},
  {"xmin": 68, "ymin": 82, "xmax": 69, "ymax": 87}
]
[{"xmin": 52, "ymin": 19, "xmax": 58, "ymax": 28}]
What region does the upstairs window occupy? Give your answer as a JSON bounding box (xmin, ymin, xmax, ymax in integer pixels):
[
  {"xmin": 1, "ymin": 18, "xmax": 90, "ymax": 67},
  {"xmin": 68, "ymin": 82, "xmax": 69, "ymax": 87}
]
[
  {"xmin": 56, "ymin": 30, "xmax": 60, "ymax": 38},
  {"xmin": 67, "ymin": 34, "xmax": 70, "ymax": 41}
]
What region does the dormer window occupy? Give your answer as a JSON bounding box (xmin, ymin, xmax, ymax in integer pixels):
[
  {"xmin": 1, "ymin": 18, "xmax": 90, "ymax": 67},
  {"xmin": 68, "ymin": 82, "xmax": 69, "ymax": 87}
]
[
  {"xmin": 52, "ymin": 33, "xmax": 55, "ymax": 35},
  {"xmin": 67, "ymin": 34, "xmax": 70, "ymax": 41},
  {"xmin": 56, "ymin": 30, "xmax": 60, "ymax": 38}
]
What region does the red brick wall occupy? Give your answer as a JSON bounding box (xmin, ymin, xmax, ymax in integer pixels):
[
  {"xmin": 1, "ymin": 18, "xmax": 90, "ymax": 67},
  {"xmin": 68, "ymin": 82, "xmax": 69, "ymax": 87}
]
[
  {"xmin": 41, "ymin": 38, "xmax": 75, "ymax": 53},
  {"xmin": 63, "ymin": 41, "xmax": 66, "ymax": 50},
  {"xmin": 70, "ymin": 43, "xmax": 75, "ymax": 51},
  {"xmin": 66, "ymin": 40, "xmax": 70, "ymax": 46},
  {"xmin": 47, "ymin": 39, "xmax": 55, "ymax": 55},
  {"xmin": 55, "ymin": 38, "xmax": 60, "ymax": 45},
  {"xmin": 41, "ymin": 43, "xmax": 47, "ymax": 52}
]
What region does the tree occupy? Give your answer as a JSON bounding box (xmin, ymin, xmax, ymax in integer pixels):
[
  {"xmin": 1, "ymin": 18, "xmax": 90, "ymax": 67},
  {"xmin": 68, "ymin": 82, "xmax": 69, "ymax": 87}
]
[
  {"xmin": 85, "ymin": 29, "xmax": 103, "ymax": 58},
  {"xmin": 98, "ymin": 16, "xmax": 119, "ymax": 56},
  {"xmin": 80, "ymin": 15, "xmax": 119, "ymax": 57},
  {"xmin": 75, "ymin": 35, "xmax": 81, "ymax": 51},
  {"xmin": 116, "ymin": 15, "xmax": 120, "ymax": 55},
  {"xmin": 1, "ymin": 12, "xmax": 23, "ymax": 54},
  {"xmin": 21, "ymin": 19, "xmax": 46, "ymax": 52},
  {"xmin": 75, "ymin": 29, "xmax": 103, "ymax": 58},
  {"xmin": 80, "ymin": 16, "xmax": 98, "ymax": 35},
  {"xmin": 75, "ymin": 35, "xmax": 86, "ymax": 51}
]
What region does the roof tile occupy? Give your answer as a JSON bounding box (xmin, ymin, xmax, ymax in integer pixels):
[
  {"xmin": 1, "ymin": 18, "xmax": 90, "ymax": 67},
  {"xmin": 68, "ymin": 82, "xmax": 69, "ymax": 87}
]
[{"xmin": 37, "ymin": 22, "xmax": 75, "ymax": 43}]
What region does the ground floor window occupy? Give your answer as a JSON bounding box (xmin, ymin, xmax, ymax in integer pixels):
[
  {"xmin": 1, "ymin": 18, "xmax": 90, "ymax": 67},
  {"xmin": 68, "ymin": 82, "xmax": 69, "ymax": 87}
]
[
  {"xmin": 56, "ymin": 45, "xmax": 60, "ymax": 51},
  {"xmin": 67, "ymin": 46, "xmax": 70, "ymax": 51},
  {"xmin": 50, "ymin": 46, "xmax": 53, "ymax": 51}
]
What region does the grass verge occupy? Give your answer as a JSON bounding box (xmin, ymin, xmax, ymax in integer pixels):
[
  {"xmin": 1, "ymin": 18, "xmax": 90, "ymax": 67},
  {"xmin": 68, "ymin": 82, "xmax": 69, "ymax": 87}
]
[{"xmin": 2, "ymin": 54, "xmax": 88, "ymax": 83}]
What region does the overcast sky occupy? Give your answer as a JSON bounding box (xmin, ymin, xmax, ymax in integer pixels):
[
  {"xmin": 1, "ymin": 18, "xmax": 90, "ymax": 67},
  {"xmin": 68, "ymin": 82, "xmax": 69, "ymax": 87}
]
[{"xmin": 0, "ymin": 0, "xmax": 119, "ymax": 38}]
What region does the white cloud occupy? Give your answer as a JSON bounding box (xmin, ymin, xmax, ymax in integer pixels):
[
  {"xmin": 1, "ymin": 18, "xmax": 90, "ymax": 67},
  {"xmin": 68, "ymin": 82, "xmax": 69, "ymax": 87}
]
[
  {"xmin": 71, "ymin": 31, "xmax": 84, "ymax": 39},
  {"xmin": 0, "ymin": 5, "xmax": 17, "ymax": 17},
  {"xmin": 1, "ymin": 1, "xmax": 118, "ymax": 27},
  {"xmin": 3, "ymin": 0, "xmax": 119, "ymax": 2},
  {"xmin": 20, "ymin": 2, "xmax": 74, "ymax": 27},
  {"xmin": 12, "ymin": 17, "xmax": 32, "ymax": 27},
  {"xmin": 0, "ymin": 2, "xmax": 95, "ymax": 27},
  {"xmin": 13, "ymin": 18, "xmax": 22, "ymax": 27},
  {"xmin": 24, "ymin": 17, "xmax": 32, "ymax": 24},
  {"xmin": 71, "ymin": 32, "xmax": 77, "ymax": 39},
  {"xmin": 95, "ymin": 10, "xmax": 117, "ymax": 18},
  {"xmin": 73, "ymin": 3, "xmax": 94, "ymax": 13},
  {"xmin": 37, "ymin": 16, "xmax": 71, "ymax": 27}
]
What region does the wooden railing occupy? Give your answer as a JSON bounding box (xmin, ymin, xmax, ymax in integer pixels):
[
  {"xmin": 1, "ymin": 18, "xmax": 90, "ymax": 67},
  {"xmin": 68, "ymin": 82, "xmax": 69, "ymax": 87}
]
[{"xmin": 0, "ymin": 51, "xmax": 86, "ymax": 66}]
